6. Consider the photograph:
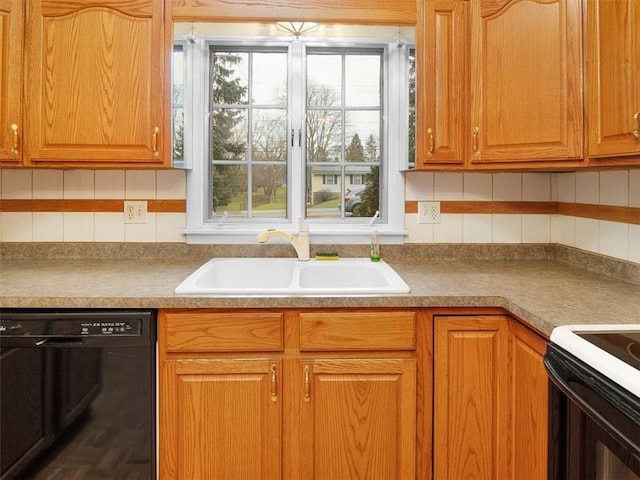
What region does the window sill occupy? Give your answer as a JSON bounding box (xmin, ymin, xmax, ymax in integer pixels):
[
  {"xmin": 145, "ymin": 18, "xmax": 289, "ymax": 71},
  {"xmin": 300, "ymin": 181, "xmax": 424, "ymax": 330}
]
[{"xmin": 183, "ymin": 225, "xmax": 407, "ymax": 245}]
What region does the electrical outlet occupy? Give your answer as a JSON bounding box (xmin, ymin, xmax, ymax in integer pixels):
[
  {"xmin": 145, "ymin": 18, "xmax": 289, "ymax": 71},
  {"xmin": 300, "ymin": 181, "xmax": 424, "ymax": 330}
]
[
  {"xmin": 418, "ymin": 201, "xmax": 441, "ymax": 224},
  {"xmin": 124, "ymin": 201, "xmax": 147, "ymax": 224}
]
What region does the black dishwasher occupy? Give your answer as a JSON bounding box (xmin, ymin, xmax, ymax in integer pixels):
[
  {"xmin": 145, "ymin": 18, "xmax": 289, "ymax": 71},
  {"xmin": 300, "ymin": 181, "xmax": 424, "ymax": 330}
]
[{"xmin": 0, "ymin": 309, "xmax": 156, "ymax": 480}]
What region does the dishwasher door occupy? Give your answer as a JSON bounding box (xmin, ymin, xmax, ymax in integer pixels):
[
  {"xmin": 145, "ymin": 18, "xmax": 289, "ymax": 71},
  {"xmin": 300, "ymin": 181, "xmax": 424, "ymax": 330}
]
[{"xmin": 0, "ymin": 309, "xmax": 156, "ymax": 480}]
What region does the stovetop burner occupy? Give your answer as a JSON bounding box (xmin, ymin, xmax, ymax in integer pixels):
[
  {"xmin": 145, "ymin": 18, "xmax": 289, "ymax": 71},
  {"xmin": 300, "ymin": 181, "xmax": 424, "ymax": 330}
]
[{"xmin": 577, "ymin": 331, "xmax": 640, "ymax": 370}]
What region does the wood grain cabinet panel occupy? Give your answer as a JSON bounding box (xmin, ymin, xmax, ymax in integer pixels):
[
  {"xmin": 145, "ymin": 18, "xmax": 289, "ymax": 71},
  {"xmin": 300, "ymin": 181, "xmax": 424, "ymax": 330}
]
[
  {"xmin": 24, "ymin": 0, "xmax": 167, "ymax": 167},
  {"xmin": 163, "ymin": 311, "xmax": 284, "ymax": 352},
  {"xmin": 299, "ymin": 311, "xmax": 416, "ymax": 351},
  {"xmin": 416, "ymin": 0, "xmax": 468, "ymax": 167},
  {"xmin": 508, "ymin": 320, "xmax": 549, "ymax": 480},
  {"xmin": 160, "ymin": 358, "xmax": 282, "ymax": 480},
  {"xmin": 0, "ymin": 0, "xmax": 23, "ymax": 165},
  {"xmin": 469, "ymin": 0, "xmax": 583, "ymax": 166},
  {"xmin": 295, "ymin": 358, "xmax": 416, "ymax": 480},
  {"xmin": 172, "ymin": 0, "xmax": 416, "ymax": 25},
  {"xmin": 434, "ymin": 315, "xmax": 510, "ymax": 480},
  {"xmin": 586, "ymin": 0, "xmax": 640, "ymax": 165},
  {"xmin": 433, "ymin": 313, "xmax": 549, "ymax": 480}
]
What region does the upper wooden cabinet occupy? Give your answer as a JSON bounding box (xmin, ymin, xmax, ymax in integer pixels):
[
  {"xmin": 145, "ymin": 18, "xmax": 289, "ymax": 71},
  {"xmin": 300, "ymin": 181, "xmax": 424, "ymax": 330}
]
[
  {"xmin": 586, "ymin": 0, "xmax": 640, "ymax": 166},
  {"xmin": 469, "ymin": 0, "xmax": 583, "ymax": 167},
  {"xmin": 24, "ymin": 0, "xmax": 168, "ymax": 167},
  {"xmin": 0, "ymin": 0, "xmax": 23, "ymax": 165},
  {"xmin": 416, "ymin": 0, "xmax": 584, "ymax": 170},
  {"xmin": 416, "ymin": 0, "xmax": 468, "ymax": 168}
]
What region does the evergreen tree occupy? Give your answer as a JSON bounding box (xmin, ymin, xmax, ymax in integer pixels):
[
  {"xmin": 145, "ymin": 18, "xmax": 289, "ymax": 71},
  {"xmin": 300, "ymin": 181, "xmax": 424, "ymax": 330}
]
[
  {"xmin": 365, "ymin": 134, "xmax": 378, "ymax": 162},
  {"xmin": 345, "ymin": 133, "xmax": 365, "ymax": 162},
  {"xmin": 210, "ymin": 52, "xmax": 248, "ymax": 210},
  {"xmin": 358, "ymin": 166, "xmax": 380, "ymax": 217}
]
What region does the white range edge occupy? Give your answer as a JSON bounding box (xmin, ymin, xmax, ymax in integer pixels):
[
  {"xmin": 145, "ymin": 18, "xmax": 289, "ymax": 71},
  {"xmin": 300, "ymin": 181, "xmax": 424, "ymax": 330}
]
[{"xmin": 550, "ymin": 324, "xmax": 640, "ymax": 398}]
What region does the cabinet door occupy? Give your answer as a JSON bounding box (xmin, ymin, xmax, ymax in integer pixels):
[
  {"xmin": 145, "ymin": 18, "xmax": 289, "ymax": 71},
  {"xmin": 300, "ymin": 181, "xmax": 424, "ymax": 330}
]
[
  {"xmin": 0, "ymin": 0, "xmax": 23, "ymax": 165},
  {"xmin": 433, "ymin": 315, "xmax": 510, "ymax": 480},
  {"xmin": 25, "ymin": 0, "xmax": 166, "ymax": 167},
  {"xmin": 586, "ymin": 0, "xmax": 640, "ymax": 162},
  {"xmin": 160, "ymin": 358, "xmax": 282, "ymax": 480},
  {"xmin": 416, "ymin": 0, "xmax": 468, "ymax": 167},
  {"xmin": 469, "ymin": 0, "xmax": 583, "ymax": 165},
  {"xmin": 509, "ymin": 321, "xmax": 549, "ymax": 480},
  {"xmin": 294, "ymin": 358, "xmax": 416, "ymax": 480}
]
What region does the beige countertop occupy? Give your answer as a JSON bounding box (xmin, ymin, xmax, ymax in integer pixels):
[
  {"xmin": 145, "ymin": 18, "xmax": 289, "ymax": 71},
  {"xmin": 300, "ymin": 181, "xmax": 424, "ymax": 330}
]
[{"xmin": 1, "ymin": 243, "xmax": 639, "ymax": 336}]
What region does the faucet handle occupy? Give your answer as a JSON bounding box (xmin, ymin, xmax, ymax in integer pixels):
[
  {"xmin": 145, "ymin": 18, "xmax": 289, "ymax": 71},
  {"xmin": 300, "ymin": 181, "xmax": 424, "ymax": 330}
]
[{"xmin": 297, "ymin": 216, "xmax": 308, "ymax": 232}]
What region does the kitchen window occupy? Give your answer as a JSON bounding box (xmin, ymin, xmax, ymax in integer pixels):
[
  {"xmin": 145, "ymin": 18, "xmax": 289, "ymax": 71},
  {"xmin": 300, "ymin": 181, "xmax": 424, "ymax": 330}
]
[{"xmin": 174, "ymin": 24, "xmax": 412, "ymax": 243}]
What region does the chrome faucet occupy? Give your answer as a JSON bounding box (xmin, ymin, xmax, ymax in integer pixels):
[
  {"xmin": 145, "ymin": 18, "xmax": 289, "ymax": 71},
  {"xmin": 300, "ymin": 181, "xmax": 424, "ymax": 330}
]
[{"xmin": 256, "ymin": 219, "xmax": 310, "ymax": 261}]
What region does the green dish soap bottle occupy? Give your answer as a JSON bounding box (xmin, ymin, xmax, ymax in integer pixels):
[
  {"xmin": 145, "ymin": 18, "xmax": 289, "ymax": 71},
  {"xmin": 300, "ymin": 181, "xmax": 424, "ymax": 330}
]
[{"xmin": 370, "ymin": 228, "xmax": 381, "ymax": 262}]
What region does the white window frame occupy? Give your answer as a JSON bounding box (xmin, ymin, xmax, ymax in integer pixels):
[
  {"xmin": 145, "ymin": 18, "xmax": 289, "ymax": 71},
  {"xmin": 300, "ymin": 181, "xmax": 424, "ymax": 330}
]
[{"xmin": 178, "ymin": 33, "xmax": 410, "ymax": 244}]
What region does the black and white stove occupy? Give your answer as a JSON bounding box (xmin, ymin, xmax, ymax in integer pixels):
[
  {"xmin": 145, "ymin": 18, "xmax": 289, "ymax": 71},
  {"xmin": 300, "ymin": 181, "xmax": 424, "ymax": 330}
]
[
  {"xmin": 545, "ymin": 324, "xmax": 640, "ymax": 479},
  {"xmin": 549, "ymin": 324, "xmax": 640, "ymax": 397}
]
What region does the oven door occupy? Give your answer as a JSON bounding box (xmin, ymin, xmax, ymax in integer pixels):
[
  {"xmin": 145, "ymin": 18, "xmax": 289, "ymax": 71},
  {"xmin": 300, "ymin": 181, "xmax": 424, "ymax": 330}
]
[{"xmin": 545, "ymin": 342, "xmax": 640, "ymax": 480}]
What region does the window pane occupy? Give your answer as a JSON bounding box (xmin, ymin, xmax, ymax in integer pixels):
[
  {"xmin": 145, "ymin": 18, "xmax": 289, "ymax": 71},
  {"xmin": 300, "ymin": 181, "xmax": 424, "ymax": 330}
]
[
  {"xmin": 408, "ymin": 49, "xmax": 416, "ymax": 169},
  {"xmin": 172, "ymin": 45, "xmax": 184, "ymax": 164},
  {"xmin": 345, "ymin": 55, "xmax": 380, "ymax": 107},
  {"xmin": 306, "ymin": 110, "xmax": 342, "ymax": 162},
  {"xmin": 252, "ymin": 164, "xmax": 287, "ymax": 218},
  {"xmin": 252, "ymin": 52, "xmax": 287, "ymax": 105},
  {"xmin": 211, "ymin": 51, "xmax": 249, "ymax": 105},
  {"xmin": 307, "ymin": 55, "xmax": 341, "ymax": 107},
  {"xmin": 337, "ymin": 167, "xmax": 380, "ymax": 217},
  {"xmin": 252, "ymin": 109, "xmax": 287, "ymax": 161},
  {"xmin": 211, "ymin": 108, "xmax": 248, "ymax": 161},
  {"xmin": 211, "ymin": 164, "xmax": 248, "ymax": 216},
  {"xmin": 345, "ymin": 111, "xmax": 380, "ymax": 163},
  {"xmin": 306, "ymin": 164, "xmax": 342, "ymax": 218}
]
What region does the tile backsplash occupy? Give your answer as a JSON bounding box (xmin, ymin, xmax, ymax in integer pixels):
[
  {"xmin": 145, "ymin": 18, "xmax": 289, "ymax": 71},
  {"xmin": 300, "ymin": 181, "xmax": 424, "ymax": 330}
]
[{"xmin": 1, "ymin": 168, "xmax": 638, "ymax": 265}]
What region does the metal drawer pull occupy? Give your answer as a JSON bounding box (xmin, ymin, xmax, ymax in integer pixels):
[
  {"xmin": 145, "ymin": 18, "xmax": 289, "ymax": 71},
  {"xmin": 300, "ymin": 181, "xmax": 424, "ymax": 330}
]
[
  {"xmin": 11, "ymin": 124, "xmax": 18, "ymax": 156},
  {"xmin": 472, "ymin": 127, "xmax": 480, "ymax": 155},
  {"xmin": 304, "ymin": 365, "xmax": 311, "ymax": 403},
  {"xmin": 633, "ymin": 112, "xmax": 640, "ymax": 140},
  {"xmin": 427, "ymin": 128, "xmax": 434, "ymax": 155},
  {"xmin": 270, "ymin": 364, "xmax": 278, "ymax": 402},
  {"xmin": 152, "ymin": 126, "xmax": 160, "ymax": 157}
]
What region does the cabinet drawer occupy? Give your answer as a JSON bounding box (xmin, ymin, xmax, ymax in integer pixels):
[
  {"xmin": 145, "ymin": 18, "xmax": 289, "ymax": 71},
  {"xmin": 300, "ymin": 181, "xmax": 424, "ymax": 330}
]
[
  {"xmin": 299, "ymin": 311, "xmax": 416, "ymax": 351},
  {"xmin": 163, "ymin": 312, "xmax": 284, "ymax": 352}
]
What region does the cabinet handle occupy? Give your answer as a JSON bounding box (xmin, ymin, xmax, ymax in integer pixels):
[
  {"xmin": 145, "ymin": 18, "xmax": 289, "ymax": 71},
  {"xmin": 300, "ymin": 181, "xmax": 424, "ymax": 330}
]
[
  {"xmin": 152, "ymin": 126, "xmax": 160, "ymax": 157},
  {"xmin": 270, "ymin": 364, "xmax": 278, "ymax": 402},
  {"xmin": 304, "ymin": 365, "xmax": 311, "ymax": 403},
  {"xmin": 472, "ymin": 127, "xmax": 480, "ymax": 156},
  {"xmin": 427, "ymin": 128, "xmax": 434, "ymax": 156},
  {"xmin": 633, "ymin": 112, "xmax": 640, "ymax": 140},
  {"xmin": 11, "ymin": 124, "xmax": 18, "ymax": 156}
]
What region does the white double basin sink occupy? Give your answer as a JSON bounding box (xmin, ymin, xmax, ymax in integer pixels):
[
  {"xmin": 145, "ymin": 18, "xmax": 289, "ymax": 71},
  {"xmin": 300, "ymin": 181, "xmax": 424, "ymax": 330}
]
[{"xmin": 175, "ymin": 257, "xmax": 410, "ymax": 297}]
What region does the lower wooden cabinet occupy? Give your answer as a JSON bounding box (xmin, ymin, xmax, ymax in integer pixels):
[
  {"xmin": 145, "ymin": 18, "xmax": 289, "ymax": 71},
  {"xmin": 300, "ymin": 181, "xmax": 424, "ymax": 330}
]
[
  {"xmin": 433, "ymin": 314, "xmax": 549, "ymax": 480},
  {"xmin": 159, "ymin": 308, "xmax": 549, "ymax": 480},
  {"xmin": 161, "ymin": 357, "xmax": 283, "ymax": 479},
  {"xmin": 292, "ymin": 358, "xmax": 416, "ymax": 479},
  {"xmin": 159, "ymin": 309, "xmax": 418, "ymax": 480}
]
